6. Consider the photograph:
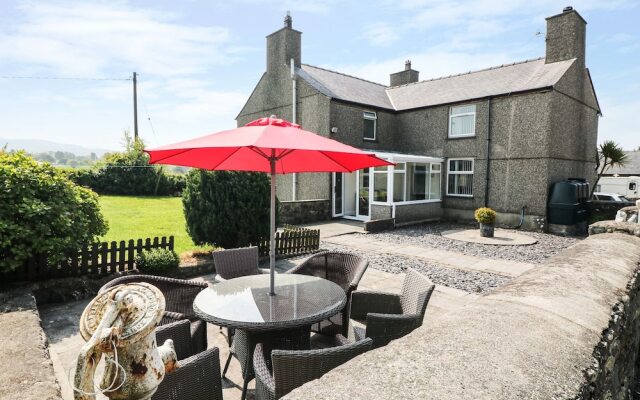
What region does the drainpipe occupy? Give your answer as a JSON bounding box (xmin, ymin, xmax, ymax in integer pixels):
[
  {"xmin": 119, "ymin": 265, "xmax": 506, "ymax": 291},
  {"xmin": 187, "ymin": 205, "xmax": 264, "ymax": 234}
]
[
  {"xmin": 291, "ymin": 58, "xmax": 297, "ymax": 201},
  {"xmin": 484, "ymin": 97, "xmax": 492, "ymax": 207}
]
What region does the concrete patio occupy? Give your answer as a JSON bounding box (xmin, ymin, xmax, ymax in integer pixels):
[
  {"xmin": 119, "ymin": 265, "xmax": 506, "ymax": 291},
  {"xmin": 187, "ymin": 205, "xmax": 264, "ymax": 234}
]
[{"xmin": 40, "ymin": 261, "xmax": 477, "ymax": 400}]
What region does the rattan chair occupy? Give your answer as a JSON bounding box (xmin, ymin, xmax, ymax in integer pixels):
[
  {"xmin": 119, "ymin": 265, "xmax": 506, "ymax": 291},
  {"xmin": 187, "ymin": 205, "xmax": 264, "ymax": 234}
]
[
  {"xmin": 100, "ymin": 275, "xmax": 208, "ymax": 354},
  {"xmin": 350, "ymin": 268, "xmax": 435, "ymax": 348},
  {"xmin": 253, "ymin": 336, "xmax": 373, "ymax": 400},
  {"xmin": 286, "ymin": 251, "xmax": 368, "ymax": 336},
  {"xmin": 152, "ymin": 320, "xmax": 223, "ymax": 400},
  {"xmin": 212, "ymin": 246, "xmax": 269, "ymax": 283}
]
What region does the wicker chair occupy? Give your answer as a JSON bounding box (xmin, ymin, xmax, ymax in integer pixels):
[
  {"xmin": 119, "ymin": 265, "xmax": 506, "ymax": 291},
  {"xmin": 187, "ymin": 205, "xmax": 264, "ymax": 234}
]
[
  {"xmin": 100, "ymin": 275, "xmax": 208, "ymax": 354},
  {"xmin": 212, "ymin": 246, "xmax": 269, "ymax": 283},
  {"xmin": 152, "ymin": 320, "xmax": 223, "ymax": 400},
  {"xmin": 350, "ymin": 268, "xmax": 435, "ymax": 348},
  {"xmin": 253, "ymin": 336, "xmax": 373, "ymax": 400},
  {"xmin": 286, "ymin": 251, "xmax": 368, "ymax": 336}
]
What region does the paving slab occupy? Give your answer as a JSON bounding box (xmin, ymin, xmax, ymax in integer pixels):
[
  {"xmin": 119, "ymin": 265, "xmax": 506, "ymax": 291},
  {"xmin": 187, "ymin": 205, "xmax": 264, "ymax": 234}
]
[
  {"xmin": 300, "ymin": 220, "xmax": 365, "ymax": 239},
  {"xmin": 442, "ymin": 228, "xmax": 538, "ymax": 245}
]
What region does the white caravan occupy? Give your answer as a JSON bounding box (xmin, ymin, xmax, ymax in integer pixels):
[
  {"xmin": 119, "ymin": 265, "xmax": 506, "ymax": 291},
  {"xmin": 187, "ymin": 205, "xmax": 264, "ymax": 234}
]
[{"xmin": 596, "ymin": 176, "xmax": 640, "ymax": 200}]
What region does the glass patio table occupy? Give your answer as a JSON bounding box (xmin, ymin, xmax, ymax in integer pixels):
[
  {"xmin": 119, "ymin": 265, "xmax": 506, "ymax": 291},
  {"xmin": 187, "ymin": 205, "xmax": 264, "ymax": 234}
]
[{"xmin": 193, "ymin": 273, "xmax": 347, "ymax": 399}]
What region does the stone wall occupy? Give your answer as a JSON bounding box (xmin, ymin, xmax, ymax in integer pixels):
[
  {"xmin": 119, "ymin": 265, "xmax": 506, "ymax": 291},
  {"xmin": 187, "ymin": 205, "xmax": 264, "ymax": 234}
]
[
  {"xmin": 285, "ymin": 229, "xmax": 640, "ymax": 399},
  {"xmin": 279, "ymin": 199, "xmax": 331, "ymax": 224},
  {"xmin": 0, "ymin": 288, "xmax": 62, "ymax": 400}
]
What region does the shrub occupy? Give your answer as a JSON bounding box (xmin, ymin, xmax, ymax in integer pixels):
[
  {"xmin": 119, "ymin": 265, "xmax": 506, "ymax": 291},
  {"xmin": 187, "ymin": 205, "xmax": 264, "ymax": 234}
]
[
  {"xmin": 0, "ymin": 151, "xmax": 108, "ymax": 272},
  {"xmin": 134, "ymin": 248, "xmax": 180, "ymax": 274},
  {"xmin": 182, "ymin": 170, "xmax": 275, "ymax": 249},
  {"xmin": 474, "ymin": 207, "xmax": 497, "ymax": 225},
  {"xmin": 62, "ymin": 132, "xmax": 186, "ymax": 196}
]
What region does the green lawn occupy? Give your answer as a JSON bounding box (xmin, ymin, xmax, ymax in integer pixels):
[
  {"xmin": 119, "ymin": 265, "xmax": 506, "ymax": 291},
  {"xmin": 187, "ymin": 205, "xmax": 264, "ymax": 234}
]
[{"xmin": 98, "ymin": 195, "xmax": 207, "ymax": 255}]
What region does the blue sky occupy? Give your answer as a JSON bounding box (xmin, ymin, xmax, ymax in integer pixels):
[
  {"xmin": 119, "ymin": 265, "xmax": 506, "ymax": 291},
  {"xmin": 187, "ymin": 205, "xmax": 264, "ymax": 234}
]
[{"xmin": 0, "ymin": 0, "xmax": 638, "ymax": 151}]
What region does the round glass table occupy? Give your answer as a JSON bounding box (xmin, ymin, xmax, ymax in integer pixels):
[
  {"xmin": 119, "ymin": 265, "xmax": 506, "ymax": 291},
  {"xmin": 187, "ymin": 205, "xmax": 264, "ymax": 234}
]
[
  {"xmin": 193, "ymin": 274, "xmax": 347, "ymax": 400},
  {"xmin": 194, "ymin": 274, "xmax": 346, "ymax": 331}
]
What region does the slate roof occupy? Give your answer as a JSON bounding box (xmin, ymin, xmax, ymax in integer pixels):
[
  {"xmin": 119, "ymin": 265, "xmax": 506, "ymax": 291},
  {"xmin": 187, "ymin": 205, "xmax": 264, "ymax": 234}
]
[
  {"xmin": 298, "ymin": 58, "xmax": 576, "ymax": 111},
  {"xmin": 604, "ymin": 151, "xmax": 640, "ymax": 176}
]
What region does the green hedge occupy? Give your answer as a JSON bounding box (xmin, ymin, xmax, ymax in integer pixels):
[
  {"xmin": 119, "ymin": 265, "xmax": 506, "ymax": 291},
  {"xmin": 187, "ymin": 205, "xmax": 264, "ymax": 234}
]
[
  {"xmin": 0, "ymin": 151, "xmax": 107, "ymax": 272},
  {"xmin": 182, "ymin": 170, "xmax": 276, "ymax": 249}
]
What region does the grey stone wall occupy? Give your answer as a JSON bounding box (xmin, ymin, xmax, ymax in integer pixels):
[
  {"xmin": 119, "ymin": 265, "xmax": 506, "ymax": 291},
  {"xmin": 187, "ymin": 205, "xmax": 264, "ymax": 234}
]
[
  {"xmin": 395, "ymin": 202, "xmax": 443, "ymax": 224},
  {"xmin": 284, "ymin": 231, "xmax": 640, "ymax": 399},
  {"xmin": 329, "ymin": 101, "xmax": 397, "ymax": 151},
  {"xmin": 370, "ymin": 204, "xmax": 392, "ymax": 220},
  {"xmin": 278, "ymin": 199, "xmax": 331, "ymax": 224}
]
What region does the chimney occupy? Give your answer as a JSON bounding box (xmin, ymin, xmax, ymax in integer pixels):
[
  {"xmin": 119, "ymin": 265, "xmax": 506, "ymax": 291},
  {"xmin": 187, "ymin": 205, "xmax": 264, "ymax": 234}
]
[
  {"xmin": 545, "ymin": 6, "xmax": 586, "ymax": 66},
  {"xmin": 266, "ymin": 12, "xmax": 301, "ymax": 73},
  {"xmin": 390, "ymin": 60, "xmax": 419, "ymax": 86}
]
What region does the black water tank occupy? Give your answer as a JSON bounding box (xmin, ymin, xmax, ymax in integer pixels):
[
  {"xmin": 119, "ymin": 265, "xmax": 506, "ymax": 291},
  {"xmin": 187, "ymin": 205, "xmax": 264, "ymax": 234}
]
[{"xmin": 548, "ymin": 179, "xmax": 589, "ymax": 225}]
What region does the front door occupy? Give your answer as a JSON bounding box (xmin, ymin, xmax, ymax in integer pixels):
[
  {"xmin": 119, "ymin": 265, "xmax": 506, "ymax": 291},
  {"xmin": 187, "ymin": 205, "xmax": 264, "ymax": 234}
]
[{"xmin": 332, "ymin": 170, "xmax": 370, "ymax": 220}]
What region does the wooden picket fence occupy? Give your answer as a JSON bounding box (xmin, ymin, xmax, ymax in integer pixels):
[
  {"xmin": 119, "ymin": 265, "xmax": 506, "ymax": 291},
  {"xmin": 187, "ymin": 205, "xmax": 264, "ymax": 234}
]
[
  {"xmin": 258, "ymin": 225, "xmax": 320, "ymax": 258},
  {"xmin": 2, "ymin": 236, "xmax": 174, "ymax": 283}
]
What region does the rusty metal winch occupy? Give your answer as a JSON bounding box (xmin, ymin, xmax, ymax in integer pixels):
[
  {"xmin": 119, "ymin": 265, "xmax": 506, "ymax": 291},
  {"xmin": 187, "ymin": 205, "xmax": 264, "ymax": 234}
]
[{"xmin": 73, "ymin": 282, "xmax": 177, "ymax": 400}]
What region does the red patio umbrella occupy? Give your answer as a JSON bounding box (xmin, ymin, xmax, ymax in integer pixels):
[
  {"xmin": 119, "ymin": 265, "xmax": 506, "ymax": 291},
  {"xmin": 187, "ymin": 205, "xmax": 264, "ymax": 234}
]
[{"xmin": 146, "ymin": 117, "xmax": 392, "ymax": 295}]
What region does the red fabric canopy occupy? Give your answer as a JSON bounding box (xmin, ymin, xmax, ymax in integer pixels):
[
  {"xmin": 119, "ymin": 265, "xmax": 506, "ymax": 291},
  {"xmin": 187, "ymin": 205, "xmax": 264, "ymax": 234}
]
[{"xmin": 145, "ymin": 117, "xmax": 392, "ymax": 173}]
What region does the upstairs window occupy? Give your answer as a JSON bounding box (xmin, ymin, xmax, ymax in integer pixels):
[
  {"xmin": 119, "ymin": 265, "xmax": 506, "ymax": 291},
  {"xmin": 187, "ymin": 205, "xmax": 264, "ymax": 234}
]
[
  {"xmin": 447, "ymin": 158, "xmax": 474, "ymax": 197},
  {"xmin": 363, "ymin": 111, "xmax": 377, "ymax": 141},
  {"xmin": 449, "ymin": 104, "xmax": 476, "ymax": 138}
]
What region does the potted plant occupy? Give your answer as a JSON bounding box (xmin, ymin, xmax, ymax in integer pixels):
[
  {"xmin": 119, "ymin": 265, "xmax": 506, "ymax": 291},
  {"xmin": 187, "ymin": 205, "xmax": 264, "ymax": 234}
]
[{"xmin": 474, "ymin": 207, "xmax": 497, "ymax": 238}]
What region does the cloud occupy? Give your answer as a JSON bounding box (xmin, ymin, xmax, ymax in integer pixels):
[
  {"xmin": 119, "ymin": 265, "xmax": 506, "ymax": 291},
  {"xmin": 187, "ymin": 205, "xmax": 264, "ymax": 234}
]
[
  {"xmin": 361, "ymin": 22, "xmax": 401, "ymax": 46},
  {"xmin": 0, "ymin": 2, "xmax": 239, "ymax": 77},
  {"xmin": 598, "ymin": 98, "xmax": 640, "ymax": 150}
]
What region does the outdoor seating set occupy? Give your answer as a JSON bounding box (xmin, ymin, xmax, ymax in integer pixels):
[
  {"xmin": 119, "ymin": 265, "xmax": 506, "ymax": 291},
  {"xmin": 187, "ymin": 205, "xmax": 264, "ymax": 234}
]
[{"xmin": 100, "ymin": 248, "xmax": 435, "ymax": 400}]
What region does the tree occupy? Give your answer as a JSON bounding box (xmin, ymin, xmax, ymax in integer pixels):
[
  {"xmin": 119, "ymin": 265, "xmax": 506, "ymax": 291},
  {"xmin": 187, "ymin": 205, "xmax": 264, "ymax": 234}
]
[
  {"xmin": 0, "ymin": 151, "xmax": 107, "ymax": 272},
  {"xmin": 182, "ymin": 170, "xmax": 274, "ymax": 249},
  {"xmin": 591, "ymin": 140, "xmax": 628, "ymax": 197}
]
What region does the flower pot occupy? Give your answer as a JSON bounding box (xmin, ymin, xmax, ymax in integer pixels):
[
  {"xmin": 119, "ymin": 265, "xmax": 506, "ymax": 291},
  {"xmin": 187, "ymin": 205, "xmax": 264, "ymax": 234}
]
[{"xmin": 479, "ymin": 223, "xmax": 494, "ymax": 238}]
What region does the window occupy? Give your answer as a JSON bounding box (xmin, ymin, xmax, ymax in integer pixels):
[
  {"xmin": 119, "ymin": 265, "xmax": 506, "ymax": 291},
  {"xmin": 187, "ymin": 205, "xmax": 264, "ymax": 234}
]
[
  {"xmin": 363, "ymin": 111, "xmax": 377, "ymax": 141},
  {"xmin": 630, "ymin": 182, "xmax": 637, "ymax": 191},
  {"xmin": 449, "ymin": 104, "xmax": 476, "ymax": 138},
  {"xmin": 406, "ymin": 162, "xmax": 442, "ymax": 201},
  {"xmin": 373, "ymin": 166, "xmax": 388, "ymax": 202},
  {"xmin": 447, "ymin": 159, "xmax": 474, "ymax": 196},
  {"xmin": 393, "ymin": 163, "xmax": 406, "ymax": 202}
]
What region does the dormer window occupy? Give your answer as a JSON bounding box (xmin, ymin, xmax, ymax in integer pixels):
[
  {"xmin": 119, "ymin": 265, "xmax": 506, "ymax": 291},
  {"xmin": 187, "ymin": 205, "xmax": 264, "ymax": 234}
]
[
  {"xmin": 363, "ymin": 111, "xmax": 377, "ymax": 141},
  {"xmin": 448, "ymin": 104, "xmax": 476, "ymax": 138}
]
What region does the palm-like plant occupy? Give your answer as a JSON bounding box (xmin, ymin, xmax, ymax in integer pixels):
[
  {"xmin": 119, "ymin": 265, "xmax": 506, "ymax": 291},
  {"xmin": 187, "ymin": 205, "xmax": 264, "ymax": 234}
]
[{"xmin": 591, "ymin": 140, "xmax": 628, "ymax": 197}]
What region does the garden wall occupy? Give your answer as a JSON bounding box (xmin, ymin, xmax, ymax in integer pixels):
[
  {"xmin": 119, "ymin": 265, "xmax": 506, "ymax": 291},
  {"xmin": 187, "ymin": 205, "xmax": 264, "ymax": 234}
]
[
  {"xmin": 279, "ymin": 199, "xmax": 330, "ymax": 224},
  {"xmin": 286, "ymin": 228, "xmax": 640, "ymax": 399}
]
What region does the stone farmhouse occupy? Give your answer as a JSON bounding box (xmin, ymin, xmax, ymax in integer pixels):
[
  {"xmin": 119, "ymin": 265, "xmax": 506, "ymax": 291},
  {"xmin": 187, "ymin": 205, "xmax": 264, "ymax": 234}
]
[{"xmin": 236, "ymin": 7, "xmax": 600, "ymax": 229}]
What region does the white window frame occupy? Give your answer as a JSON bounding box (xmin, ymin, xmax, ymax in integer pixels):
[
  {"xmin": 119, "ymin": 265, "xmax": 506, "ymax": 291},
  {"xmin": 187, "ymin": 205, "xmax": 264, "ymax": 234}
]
[
  {"xmin": 446, "ymin": 158, "xmax": 474, "ymax": 197},
  {"xmin": 448, "ymin": 104, "xmax": 476, "ymax": 138},
  {"xmin": 363, "ymin": 111, "xmax": 377, "ymax": 141}
]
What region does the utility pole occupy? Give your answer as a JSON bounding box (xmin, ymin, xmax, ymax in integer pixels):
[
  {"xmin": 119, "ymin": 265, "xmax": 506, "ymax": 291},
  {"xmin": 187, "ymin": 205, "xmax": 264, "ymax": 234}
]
[{"xmin": 133, "ymin": 71, "xmax": 139, "ymax": 142}]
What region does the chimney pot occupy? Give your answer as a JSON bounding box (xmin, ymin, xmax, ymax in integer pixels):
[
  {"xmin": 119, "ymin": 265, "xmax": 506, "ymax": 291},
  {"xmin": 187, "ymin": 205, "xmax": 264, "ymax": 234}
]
[{"xmin": 284, "ymin": 11, "xmax": 292, "ymax": 28}]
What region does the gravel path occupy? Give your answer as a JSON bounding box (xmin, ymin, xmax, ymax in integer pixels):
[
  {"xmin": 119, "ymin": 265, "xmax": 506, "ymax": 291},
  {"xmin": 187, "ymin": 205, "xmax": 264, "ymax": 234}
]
[
  {"xmin": 321, "ymin": 242, "xmax": 509, "ymax": 294},
  {"xmin": 366, "ymin": 222, "xmax": 583, "ymax": 264}
]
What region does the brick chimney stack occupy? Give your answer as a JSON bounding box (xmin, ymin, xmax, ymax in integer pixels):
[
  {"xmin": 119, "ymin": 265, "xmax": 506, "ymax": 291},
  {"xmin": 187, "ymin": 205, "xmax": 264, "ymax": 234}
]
[
  {"xmin": 390, "ymin": 60, "xmax": 420, "ymax": 87},
  {"xmin": 266, "ymin": 12, "xmax": 301, "ymax": 72},
  {"xmin": 545, "ymin": 6, "xmax": 586, "ymax": 67}
]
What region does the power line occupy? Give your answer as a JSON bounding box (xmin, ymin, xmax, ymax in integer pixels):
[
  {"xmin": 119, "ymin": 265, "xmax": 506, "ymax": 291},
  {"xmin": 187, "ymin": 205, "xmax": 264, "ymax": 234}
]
[
  {"xmin": 136, "ymin": 76, "xmax": 158, "ymax": 139},
  {"xmin": 0, "ymin": 75, "xmax": 132, "ymax": 81}
]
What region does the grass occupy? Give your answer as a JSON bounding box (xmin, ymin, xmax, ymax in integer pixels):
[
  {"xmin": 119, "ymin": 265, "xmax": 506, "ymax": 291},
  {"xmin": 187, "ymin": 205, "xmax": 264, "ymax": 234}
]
[{"xmin": 98, "ymin": 195, "xmax": 209, "ymax": 256}]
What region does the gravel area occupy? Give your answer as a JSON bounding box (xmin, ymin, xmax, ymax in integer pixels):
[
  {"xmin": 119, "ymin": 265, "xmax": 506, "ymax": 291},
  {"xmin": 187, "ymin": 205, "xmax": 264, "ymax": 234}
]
[
  {"xmin": 321, "ymin": 242, "xmax": 509, "ymax": 294},
  {"xmin": 366, "ymin": 222, "xmax": 583, "ymax": 264}
]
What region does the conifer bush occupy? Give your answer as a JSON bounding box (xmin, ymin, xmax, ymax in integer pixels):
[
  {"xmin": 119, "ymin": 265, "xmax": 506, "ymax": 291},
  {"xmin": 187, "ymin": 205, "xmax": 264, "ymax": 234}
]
[{"xmin": 182, "ymin": 170, "xmax": 274, "ymax": 249}]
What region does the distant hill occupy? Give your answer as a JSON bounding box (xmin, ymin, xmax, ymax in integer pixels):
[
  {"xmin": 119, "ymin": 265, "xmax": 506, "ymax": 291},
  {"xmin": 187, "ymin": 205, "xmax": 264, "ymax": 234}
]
[{"xmin": 0, "ymin": 137, "xmax": 114, "ymax": 157}]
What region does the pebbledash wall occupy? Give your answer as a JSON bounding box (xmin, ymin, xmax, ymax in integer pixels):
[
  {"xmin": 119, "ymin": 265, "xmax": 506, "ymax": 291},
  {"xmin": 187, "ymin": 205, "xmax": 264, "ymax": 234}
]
[
  {"xmin": 285, "ymin": 224, "xmax": 640, "ymax": 400},
  {"xmin": 236, "ymin": 9, "xmax": 599, "ymax": 229}
]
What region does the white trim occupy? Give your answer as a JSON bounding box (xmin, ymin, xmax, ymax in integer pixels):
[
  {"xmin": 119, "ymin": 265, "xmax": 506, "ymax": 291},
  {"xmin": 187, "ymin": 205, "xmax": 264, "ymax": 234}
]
[
  {"xmin": 363, "ymin": 111, "xmax": 377, "ymax": 141},
  {"xmin": 373, "ymin": 151, "xmax": 444, "ymax": 164},
  {"xmin": 446, "ymin": 158, "xmax": 474, "ymax": 197},
  {"xmin": 448, "ymin": 104, "xmax": 476, "ymax": 138}
]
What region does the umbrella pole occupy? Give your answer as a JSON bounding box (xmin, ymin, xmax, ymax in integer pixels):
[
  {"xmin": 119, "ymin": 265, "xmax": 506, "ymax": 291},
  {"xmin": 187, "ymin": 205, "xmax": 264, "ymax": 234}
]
[{"xmin": 269, "ymin": 157, "xmax": 276, "ymax": 296}]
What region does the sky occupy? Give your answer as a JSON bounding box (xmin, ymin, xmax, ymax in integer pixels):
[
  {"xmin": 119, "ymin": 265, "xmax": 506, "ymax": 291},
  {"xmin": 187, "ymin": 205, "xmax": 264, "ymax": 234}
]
[{"xmin": 0, "ymin": 0, "xmax": 638, "ymax": 151}]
